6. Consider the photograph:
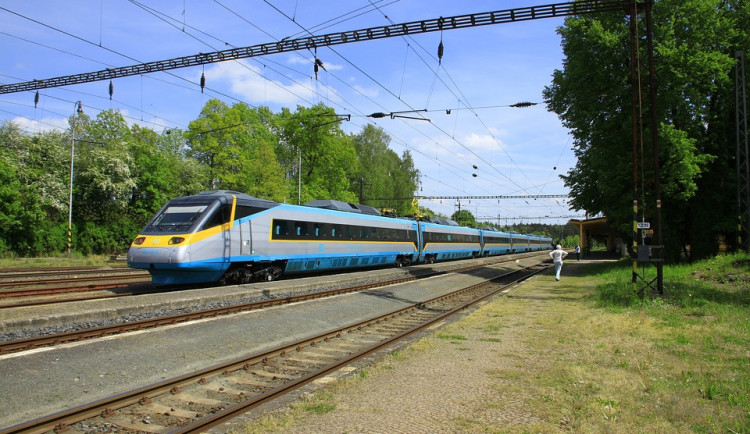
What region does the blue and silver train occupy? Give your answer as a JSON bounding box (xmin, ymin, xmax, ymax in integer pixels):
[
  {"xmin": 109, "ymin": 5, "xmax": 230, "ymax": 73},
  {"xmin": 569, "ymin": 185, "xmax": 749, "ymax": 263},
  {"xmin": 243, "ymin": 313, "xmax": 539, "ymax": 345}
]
[{"xmin": 127, "ymin": 190, "xmax": 553, "ymax": 285}]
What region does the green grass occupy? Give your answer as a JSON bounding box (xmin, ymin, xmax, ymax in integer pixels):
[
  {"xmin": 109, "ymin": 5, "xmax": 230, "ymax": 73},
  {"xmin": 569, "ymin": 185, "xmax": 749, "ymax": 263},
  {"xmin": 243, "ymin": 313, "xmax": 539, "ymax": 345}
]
[
  {"xmin": 0, "ymin": 254, "xmax": 119, "ymax": 268},
  {"xmin": 585, "ymin": 253, "xmax": 750, "ymax": 432},
  {"xmin": 594, "ymin": 254, "xmax": 750, "ymax": 309}
]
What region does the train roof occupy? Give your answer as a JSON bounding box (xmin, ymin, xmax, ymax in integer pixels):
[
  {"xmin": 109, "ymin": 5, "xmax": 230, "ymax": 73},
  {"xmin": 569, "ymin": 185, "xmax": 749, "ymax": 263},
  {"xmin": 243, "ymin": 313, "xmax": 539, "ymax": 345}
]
[
  {"xmin": 304, "ymin": 199, "xmax": 381, "ymax": 216},
  {"xmin": 190, "ymin": 190, "xmax": 280, "ymax": 209},
  {"xmin": 429, "ymin": 217, "xmax": 459, "ymax": 226}
]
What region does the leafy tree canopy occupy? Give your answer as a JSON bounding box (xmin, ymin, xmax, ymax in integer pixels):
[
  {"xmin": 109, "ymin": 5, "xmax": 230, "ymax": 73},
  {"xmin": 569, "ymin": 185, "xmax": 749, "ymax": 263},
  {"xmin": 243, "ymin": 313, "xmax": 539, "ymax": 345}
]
[{"xmin": 543, "ymin": 0, "xmax": 748, "ymax": 260}]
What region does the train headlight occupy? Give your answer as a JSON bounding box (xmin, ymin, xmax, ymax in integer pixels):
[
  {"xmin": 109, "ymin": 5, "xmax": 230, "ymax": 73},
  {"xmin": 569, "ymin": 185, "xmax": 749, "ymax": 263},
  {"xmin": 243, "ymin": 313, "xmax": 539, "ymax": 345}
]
[
  {"xmin": 133, "ymin": 237, "xmax": 146, "ymax": 245},
  {"xmin": 169, "ymin": 237, "xmax": 186, "ymax": 245}
]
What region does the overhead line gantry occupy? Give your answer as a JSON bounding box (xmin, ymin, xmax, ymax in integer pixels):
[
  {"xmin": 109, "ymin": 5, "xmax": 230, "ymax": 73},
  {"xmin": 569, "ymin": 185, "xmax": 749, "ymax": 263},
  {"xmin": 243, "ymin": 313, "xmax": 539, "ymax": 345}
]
[
  {"xmin": 366, "ymin": 194, "xmax": 568, "ymax": 201},
  {"xmin": 0, "ymin": 0, "xmax": 631, "ymax": 94},
  {"xmin": 416, "ymin": 195, "xmax": 568, "ymax": 200}
]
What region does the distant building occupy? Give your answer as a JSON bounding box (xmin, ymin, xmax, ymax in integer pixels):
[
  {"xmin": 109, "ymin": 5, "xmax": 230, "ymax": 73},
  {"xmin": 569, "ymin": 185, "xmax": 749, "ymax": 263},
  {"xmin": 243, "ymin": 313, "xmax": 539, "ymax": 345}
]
[{"xmin": 569, "ymin": 216, "xmax": 626, "ymax": 256}]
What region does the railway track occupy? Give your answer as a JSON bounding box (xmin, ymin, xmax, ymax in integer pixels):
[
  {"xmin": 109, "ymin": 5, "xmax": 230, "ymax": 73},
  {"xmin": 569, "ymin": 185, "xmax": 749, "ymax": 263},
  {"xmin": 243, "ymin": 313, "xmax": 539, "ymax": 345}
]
[
  {"xmin": 0, "ymin": 254, "xmax": 546, "ymax": 355},
  {"xmin": 0, "ymin": 266, "xmax": 132, "ymax": 279},
  {"xmin": 3, "ymin": 263, "xmax": 548, "ymax": 433},
  {"xmin": 0, "ymin": 267, "xmax": 151, "ymax": 306},
  {"xmin": 0, "ymin": 275, "xmax": 150, "ymax": 296}
]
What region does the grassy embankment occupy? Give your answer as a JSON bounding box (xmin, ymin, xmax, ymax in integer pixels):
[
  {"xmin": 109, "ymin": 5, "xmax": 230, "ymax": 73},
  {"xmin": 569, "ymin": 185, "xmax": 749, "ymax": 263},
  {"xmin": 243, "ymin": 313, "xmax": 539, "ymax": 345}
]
[
  {"xmin": 238, "ymin": 253, "xmax": 750, "ymax": 433},
  {"xmin": 0, "ymin": 255, "xmax": 118, "ymax": 268}
]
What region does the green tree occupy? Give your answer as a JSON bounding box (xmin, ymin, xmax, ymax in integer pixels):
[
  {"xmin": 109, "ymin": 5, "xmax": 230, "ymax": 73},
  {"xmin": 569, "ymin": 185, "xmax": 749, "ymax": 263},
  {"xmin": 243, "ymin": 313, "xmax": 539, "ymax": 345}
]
[
  {"xmin": 127, "ymin": 125, "xmax": 205, "ymax": 226},
  {"xmin": 186, "ymin": 100, "xmax": 288, "ymax": 201},
  {"xmin": 351, "ymin": 125, "xmax": 420, "ymax": 215},
  {"xmin": 543, "ymin": 0, "xmax": 745, "ymax": 260},
  {"xmin": 0, "ymin": 122, "xmax": 69, "ymax": 254},
  {"xmin": 74, "ymin": 109, "xmax": 136, "ymax": 224},
  {"xmin": 452, "ymin": 209, "xmax": 477, "ymax": 227},
  {"xmin": 276, "ymin": 104, "xmax": 357, "ymax": 204},
  {"xmin": 391, "ymin": 150, "xmax": 420, "ymax": 215}
]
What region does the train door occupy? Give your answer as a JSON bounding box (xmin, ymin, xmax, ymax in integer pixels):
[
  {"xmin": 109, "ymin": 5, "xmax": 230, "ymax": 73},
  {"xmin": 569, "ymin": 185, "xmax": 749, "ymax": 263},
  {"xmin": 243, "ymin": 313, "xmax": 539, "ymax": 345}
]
[
  {"xmin": 416, "ymin": 221, "xmax": 425, "ymax": 262},
  {"xmin": 239, "ymin": 220, "xmax": 251, "ymax": 256},
  {"xmin": 202, "ymin": 202, "xmax": 233, "ymax": 265},
  {"xmin": 411, "ymin": 220, "xmax": 421, "ymax": 263}
]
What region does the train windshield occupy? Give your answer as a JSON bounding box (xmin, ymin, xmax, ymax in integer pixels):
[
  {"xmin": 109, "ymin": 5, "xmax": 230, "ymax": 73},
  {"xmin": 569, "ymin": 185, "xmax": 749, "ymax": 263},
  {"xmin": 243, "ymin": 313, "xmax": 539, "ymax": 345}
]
[{"xmin": 147, "ymin": 205, "xmax": 209, "ymax": 232}]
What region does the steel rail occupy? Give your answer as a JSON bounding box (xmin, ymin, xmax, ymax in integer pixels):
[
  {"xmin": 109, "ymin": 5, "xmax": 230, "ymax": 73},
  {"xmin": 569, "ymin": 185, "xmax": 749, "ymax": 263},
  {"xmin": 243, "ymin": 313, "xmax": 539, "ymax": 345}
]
[
  {"xmin": 0, "ymin": 266, "xmax": 127, "ymax": 275},
  {"xmin": 0, "ymin": 274, "xmax": 148, "ymax": 293}
]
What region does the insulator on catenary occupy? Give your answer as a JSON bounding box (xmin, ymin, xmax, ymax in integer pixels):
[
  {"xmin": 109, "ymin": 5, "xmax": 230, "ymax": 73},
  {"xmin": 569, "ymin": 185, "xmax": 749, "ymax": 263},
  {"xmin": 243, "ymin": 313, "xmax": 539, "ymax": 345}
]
[
  {"xmin": 34, "ymin": 91, "xmax": 40, "ymax": 108},
  {"xmin": 200, "ymin": 72, "xmax": 206, "ymax": 93},
  {"xmin": 510, "ymin": 101, "xmax": 537, "ymax": 108},
  {"xmin": 315, "ymin": 58, "xmax": 326, "ymax": 81},
  {"xmin": 109, "ymin": 81, "xmax": 114, "ymax": 100},
  {"xmin": 437, "ymin": 40, "xmax": 444, "ymax": 65}
]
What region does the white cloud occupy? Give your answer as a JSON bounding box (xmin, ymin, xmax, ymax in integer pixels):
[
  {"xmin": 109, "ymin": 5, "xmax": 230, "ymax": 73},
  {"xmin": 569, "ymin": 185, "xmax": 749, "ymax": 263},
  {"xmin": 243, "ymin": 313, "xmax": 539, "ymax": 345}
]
[
  {"xmin": 206, "ymin": 60, "xmax": 315, "ymax": 104},
  {"xmin": 462, "ymin": 132, "xmax": 504, "ymax": 153},
  {"xmin": 352, "ymin": 84, "xmax": 379, "ymax": 98},
  {"xmin": 12, "ymin": 116, "xmax": 68, "ymax": 133}
]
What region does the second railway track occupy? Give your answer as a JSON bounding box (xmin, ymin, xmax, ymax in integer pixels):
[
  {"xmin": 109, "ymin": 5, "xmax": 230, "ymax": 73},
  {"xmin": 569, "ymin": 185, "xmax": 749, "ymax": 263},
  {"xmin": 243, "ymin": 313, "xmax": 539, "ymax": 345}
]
[
  {"xmin": 0, "ymin": 253, "xmax": 548, "ymax": 355},
  {"xmin": 3, "ymin": 261, "xmax": 549, "ymax": 433}
]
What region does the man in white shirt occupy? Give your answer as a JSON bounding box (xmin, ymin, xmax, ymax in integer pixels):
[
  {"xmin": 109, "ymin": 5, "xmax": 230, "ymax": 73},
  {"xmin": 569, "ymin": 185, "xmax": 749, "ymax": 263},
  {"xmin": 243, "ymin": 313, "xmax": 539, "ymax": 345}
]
[{"xmin": 549, "ymin": 245, "xmax": 568, "ymax": 281}]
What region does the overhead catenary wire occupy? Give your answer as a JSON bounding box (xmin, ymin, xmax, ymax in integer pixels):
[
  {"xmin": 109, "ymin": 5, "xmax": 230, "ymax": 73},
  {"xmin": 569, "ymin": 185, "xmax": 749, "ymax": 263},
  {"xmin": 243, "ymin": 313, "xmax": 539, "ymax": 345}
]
[
  {"xmin": 0, "ymin": 2, "xmax": 581, "ymax": 222},
  {"xmin": 124, "ymin": 1, "xmax": 488, "ymax": 195},
  {"xmin": 123, "ymin": 1, "xmax": 489, "ymax": 196},
  {"xmin": 0, "ymin": 5, "xmax": 262, "ymax": 129},
  {"xmin": 364, "ymin": 1, "xmax": 540, "ymax": 194},
  {"xmin": 255, "ymin": 1, "xmax": 504, "ymax": 189}
]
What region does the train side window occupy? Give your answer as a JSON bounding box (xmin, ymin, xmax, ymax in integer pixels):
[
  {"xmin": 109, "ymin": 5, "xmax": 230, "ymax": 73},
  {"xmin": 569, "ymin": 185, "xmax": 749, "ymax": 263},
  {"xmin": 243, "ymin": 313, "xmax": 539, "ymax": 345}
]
[
  {"xmin": 274, "ymin": 220, "xmax": 289, "ymax": 236},
  {"xmin": 295, "ymin": 222, "xmax": 308, "ymax": 237},
  {"xmin": 314, "ymin": 224, "xmax": 321, "ymax": 237},
  {"xmin": 203, "ymin": 204, "xmax": 231, "ymax": 230},
  {"xmin": 236, "ymin": 205, "xmax": 273, "ymax": 220}
]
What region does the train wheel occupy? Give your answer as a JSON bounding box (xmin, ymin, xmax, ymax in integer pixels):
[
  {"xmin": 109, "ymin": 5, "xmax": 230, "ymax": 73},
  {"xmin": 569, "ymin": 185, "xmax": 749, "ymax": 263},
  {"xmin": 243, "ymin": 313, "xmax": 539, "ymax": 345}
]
[{"xmin": 266, "ymin": 266, "xmax": 283, "ymax": 281}]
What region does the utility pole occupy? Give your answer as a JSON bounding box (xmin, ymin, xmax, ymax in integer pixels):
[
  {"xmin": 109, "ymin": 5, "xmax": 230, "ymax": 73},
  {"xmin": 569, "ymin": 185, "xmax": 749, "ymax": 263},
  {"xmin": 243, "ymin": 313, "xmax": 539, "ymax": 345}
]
[
  {"xmin": 737, "ymin": 50, "xmax": 749, "ymax": 250},
  {"xmin": 629, "ymin": 0, "xmax": 663, "ymax": 296},
  {"xmin": 67, "ymin": 101, "xmax": 83, "ymax": 256}
]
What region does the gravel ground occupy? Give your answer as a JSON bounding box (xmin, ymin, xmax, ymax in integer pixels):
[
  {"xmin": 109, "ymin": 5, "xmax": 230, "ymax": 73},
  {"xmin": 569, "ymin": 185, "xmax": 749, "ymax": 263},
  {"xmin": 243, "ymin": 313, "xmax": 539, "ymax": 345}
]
[{"xmin": 216, "ymin": 258, "xmax": 592, "ymax": 433}]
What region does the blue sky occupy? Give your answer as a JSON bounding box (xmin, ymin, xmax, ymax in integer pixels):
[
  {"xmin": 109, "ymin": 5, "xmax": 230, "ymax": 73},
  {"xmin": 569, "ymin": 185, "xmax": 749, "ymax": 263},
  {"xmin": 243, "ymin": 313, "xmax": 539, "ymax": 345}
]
[{"xmin": 0, "ymin": 0, "xmax": 582, "ymax": 224}]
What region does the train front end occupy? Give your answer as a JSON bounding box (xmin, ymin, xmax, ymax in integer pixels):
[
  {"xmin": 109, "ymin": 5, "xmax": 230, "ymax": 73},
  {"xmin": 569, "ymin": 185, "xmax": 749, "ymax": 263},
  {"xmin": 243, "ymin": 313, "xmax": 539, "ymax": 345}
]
[{"xmin": 127, "ymin": 192, "xmax": 234, "ymax": 285}]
